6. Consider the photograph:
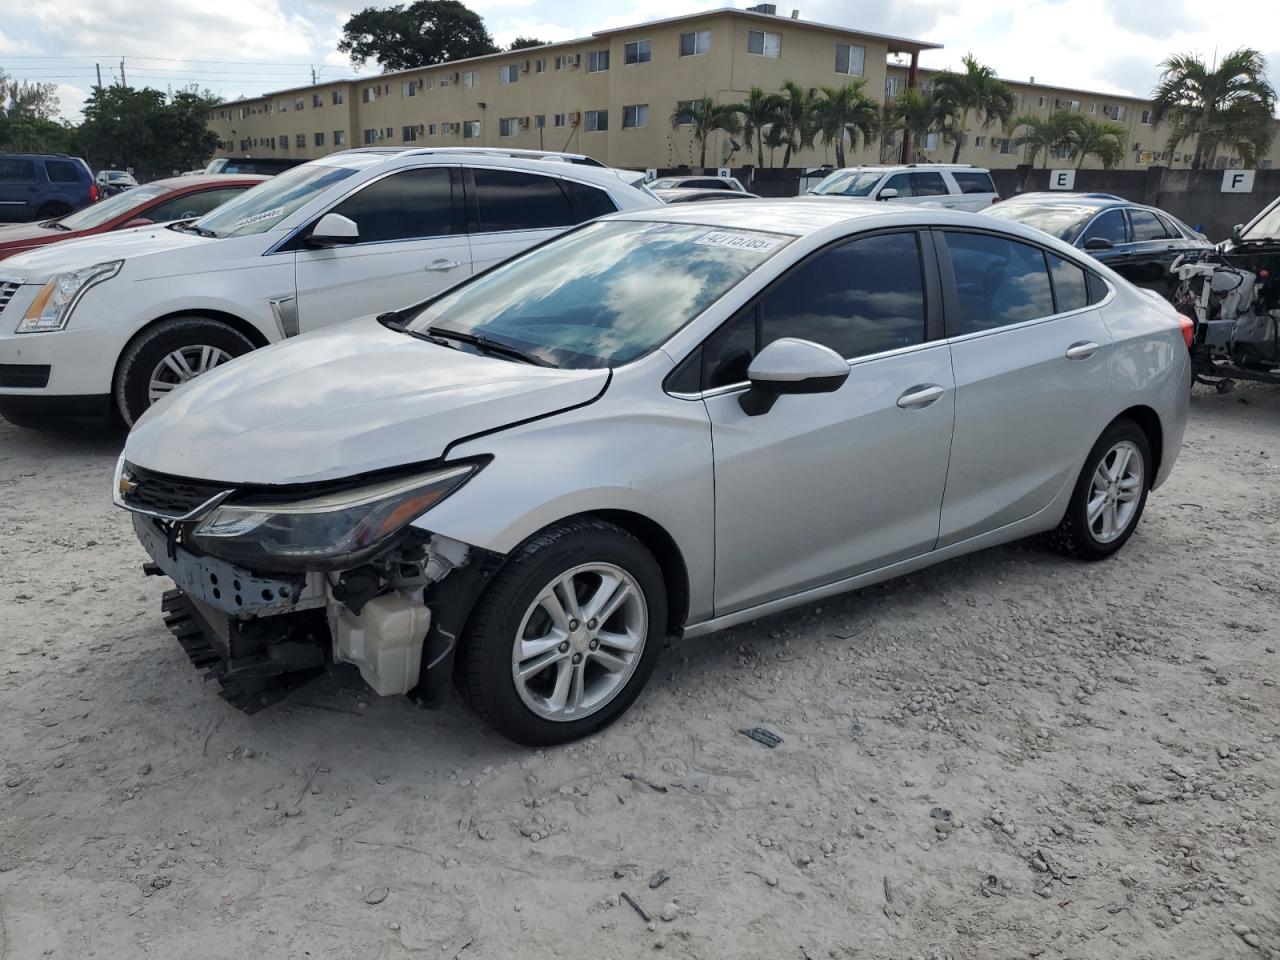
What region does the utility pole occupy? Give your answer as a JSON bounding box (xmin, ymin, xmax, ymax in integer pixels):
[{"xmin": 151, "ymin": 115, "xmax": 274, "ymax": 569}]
[
  {"xmin": 95, "ymin": 62, "xmax": 103, "ymax": 89},
  {"xmin": 311, "ymin": 65, "xmax": 318, "ymax": 84},
  {"xmin": 120, "ymin": 58, "xmax": 127, "ymax": 87}
]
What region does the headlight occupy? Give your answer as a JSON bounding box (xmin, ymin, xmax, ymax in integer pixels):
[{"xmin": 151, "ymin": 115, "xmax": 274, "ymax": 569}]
[
  {"xmin": 16, "ymin": 261, "xmax": 123, "ymax": 333},
  {"xmin": 190, "ymin": 463, "xmax": 479, "ymax": 571}
]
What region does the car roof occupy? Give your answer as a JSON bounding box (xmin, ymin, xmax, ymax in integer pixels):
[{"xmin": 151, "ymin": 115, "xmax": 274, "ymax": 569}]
[
  {"xmin": 830, "ymin": 164, "xmax": 990, "ymax": 173},
  {"xmin": 653, "ymin": 188, "xmax": 759, "ymax": 200},
  {"xmin": 1001, "ymin": 192, "xmax": 1126, "ymax": 208},
  {"xmin": 316, "ymin": 148, "xmax": 640, "ymax": 190}
]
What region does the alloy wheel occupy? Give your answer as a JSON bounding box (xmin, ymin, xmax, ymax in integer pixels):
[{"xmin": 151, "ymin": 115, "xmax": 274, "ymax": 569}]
[
  {"xmin": 1087, "ymin": 440, "xmax": 1144, "ymax": 543},
  {"xmin": 147, "ymin": 345, "xmax": 233, "ymax": 403}
]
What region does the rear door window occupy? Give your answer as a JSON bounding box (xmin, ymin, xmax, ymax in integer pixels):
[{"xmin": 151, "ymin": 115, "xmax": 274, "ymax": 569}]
[
  {"xmin": 45, "ymin": 160, "xmax": 82, "ymax": 183},
  {"xmin": 952, "ymin": 171, "xmax": 996, "ymax": 195},
  {"xmin": 1048, "ymin": 254, "xmax": 1089, "ymax": 313},
  {"xmin": 1078, "ymin": 209, "xmax": 1127, "ymax": 245},
  {"xmin": 0, "ymin": 158, "xmax": 37, "ymax": 182},
  {"xmin": 471, "ymin": 169, "xmax": 578, "ymax": 232},
  {"xmin": 909, "ymin": 171, "xmax": 948, "ymax": 197},
  {"xmin": 1129, "ymin": 209, "xmax": 1170, "ymax": 241},
  {"xmin": 330, "ymin": 167, "xmax": 460, "ymax": 243},
  {"xmin": 943, "ymin": 231, "xmax": 1055, "ymax": 335},
  {"xmin": 561, "ymin": 179, "xmax": 617, "ymax": 220}
]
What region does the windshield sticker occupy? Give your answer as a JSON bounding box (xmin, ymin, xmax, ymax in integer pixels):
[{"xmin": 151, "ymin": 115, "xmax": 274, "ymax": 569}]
[
  {"xmin": 232, "ymin": 207, "xmax": 284, "ymax": 229},
  {"xmin": 693, "ymin": 231, "xmax": 782, "ymax": 252}
]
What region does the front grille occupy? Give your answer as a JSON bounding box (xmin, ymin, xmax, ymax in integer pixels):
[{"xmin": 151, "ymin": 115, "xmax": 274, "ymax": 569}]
[
  {"xmin": 0, "ymin": 282, "xmax": 19, "ymax": 314},
  {"xmin": 119, "ymin": 461, "xmax": 233, "ymax": 519},
  {"xmin": 0, "ymin": 363, "xmax": 50, "ymax": 388}
]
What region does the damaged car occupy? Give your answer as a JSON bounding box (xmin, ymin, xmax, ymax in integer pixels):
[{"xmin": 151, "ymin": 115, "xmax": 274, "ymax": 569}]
[{"xmin": 115, "ymin": 200, "xmax": 1190, "ymax": 745}]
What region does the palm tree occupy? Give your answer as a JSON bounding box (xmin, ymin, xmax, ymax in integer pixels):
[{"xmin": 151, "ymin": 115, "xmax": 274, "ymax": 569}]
[
  {"xmin": 812, "ymin": 80, "xmax": 880, "ymax": 167},
  {"xmin": 887, "ymin": 87, "xmax": 941, "ymax": 161},
  {"xmin": 931, "ymin": 54, "xmax": 1017, "ymax": 163},
  {"xmin": 1070, "ymin": 118, "xmax": 1127, "ymax": 169},
  {"xmin": 1010, "ymin": 111, "xmax": 1085, "ymax": 168},
  {"xmin": 730, "ymin": 86, "xmax": 784, "ymax": 168},
  {"xmin": 774, "ymin": 80, "xmax": 818, "ymax": 168},
  {"xmin": 670, "ymin": 97, "xmax": 742, "ymax": 170},
  {"xmin": 1151, "ymin": 48, "xmax": 1277, "ymax": 169}
]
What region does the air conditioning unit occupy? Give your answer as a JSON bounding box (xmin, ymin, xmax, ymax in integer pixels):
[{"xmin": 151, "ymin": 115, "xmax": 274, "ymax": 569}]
[
  {"xmin": 452, "ymin": 72, "xmax": 461, "ymax": 83},
  {"xmin": 417, "ymin": 123, "xmax": 425, "ymax": 133},
  {"xmin": 568, "ymin": 111, "xmax": 581, "ymax": 123},
  {"xmin": 417, "ymin": 78, "xmax": 424, "ymax": 90},
  {"xmin": 518, "ymin": 117, "xmax": 530, "ymax": 129},
  {"xmin": 569, "ymin": 54, "xmax": 581, "ymax": 67}
]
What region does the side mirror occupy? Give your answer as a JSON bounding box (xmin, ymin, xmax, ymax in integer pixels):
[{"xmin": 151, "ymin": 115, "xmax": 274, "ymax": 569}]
[
  {"xmin": 122, "ymin": 217, "xmax": 154, "ymax": 228},
  {"xmin": 1083, "ymin": 236, "xmax": 1113, "ymax": 251},
  {"xmin": 739, "ymin": 338, "xmax": 849, "ymax": 416},
  {"xmin": 306, "ymin": 212, "xmax": 359, "ymax": 248},
  {"xmin": 876, "ymin": 187, "xmax": 899, "ymax": 201}
]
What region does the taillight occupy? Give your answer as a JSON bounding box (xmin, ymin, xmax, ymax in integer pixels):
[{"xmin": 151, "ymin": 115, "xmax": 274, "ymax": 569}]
[
  {"xmin": 1178, "ymin": 313, "xmax": 1195, "ymax": 349},
  {"xmin": 89, "ymin": 183, "xmax": 100, "ymax": 203}
]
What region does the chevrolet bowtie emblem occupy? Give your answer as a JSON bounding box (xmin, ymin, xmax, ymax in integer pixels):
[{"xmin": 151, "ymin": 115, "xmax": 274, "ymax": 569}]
[{"xmin": 118, "ymin": 472, "xmax": 139, "ymax": 497}]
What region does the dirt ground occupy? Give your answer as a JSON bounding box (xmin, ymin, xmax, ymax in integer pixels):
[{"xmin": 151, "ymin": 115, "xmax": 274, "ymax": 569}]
[{"xmin": 1, "ymin": 384, "xmax": 1277, "ymax": 960}]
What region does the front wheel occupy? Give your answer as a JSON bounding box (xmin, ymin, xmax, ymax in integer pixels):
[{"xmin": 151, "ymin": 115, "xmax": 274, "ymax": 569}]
[
  {"xmin": 114, "ymin": 317, "xmax": 255, "ymax": 426},
  {"xmin": 1045, "ymin": 418, "xmax": 1152, "ymax": 561},
  {"xmin": 456, "ymin": 517, "xmax": 667, "ymax": 746}
]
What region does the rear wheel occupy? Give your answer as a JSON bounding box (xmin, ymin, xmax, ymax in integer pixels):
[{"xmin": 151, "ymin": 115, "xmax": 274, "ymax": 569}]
[
  {"xmin": 114, "ymin": 317, "xmax": 255, "ymax": 426},
  {"xmin": 456, "ymin": 517, "xmax": 667, "ymax": 746},
  {"xmin": 1045, "ymin": 418, "xmax": 1151, "ymax": 561}
]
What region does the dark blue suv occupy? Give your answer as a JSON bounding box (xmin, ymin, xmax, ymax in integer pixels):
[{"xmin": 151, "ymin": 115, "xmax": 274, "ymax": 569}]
[{"xmin": 0, "ymin": 154, "xmax": 100, "ymax": 223}]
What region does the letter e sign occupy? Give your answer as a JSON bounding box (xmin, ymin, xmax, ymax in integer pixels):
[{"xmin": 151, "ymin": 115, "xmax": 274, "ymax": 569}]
[
  {"xmin": 1049, "ymin": 169, "xmax": 1076, "ymax": 190},
  {"xmin": 1221, "ymin": 170, "xmax": 1255, "ymax": 193}
]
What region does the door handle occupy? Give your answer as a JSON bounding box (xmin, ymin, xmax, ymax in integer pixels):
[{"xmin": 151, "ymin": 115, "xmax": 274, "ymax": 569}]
[
  {"xmin": 896, "ymin": 384, "xmax": 945, "ymax": 409},
  {"xmin": 1065, "ymin": 341, "xmax": 1099, "ymax": 360},
  {"xmin": 426, "ymin": 258, "xmax": 461, "ymax": 272}
]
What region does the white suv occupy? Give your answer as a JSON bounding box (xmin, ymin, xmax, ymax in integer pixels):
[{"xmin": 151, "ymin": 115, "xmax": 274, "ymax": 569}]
[
  {"xmin": 807, "ymin": 164, "xmax": 1000, "ymax": 211},
  {"xmin": 0, "ymin": 148, "xmax": 659, "ymax": 426}
]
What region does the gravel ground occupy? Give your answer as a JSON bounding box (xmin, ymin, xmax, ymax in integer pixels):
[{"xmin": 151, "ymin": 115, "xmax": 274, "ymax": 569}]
[{"xmin": 1, "ymin": 385, "xmax": 1277, "ymax": 960}]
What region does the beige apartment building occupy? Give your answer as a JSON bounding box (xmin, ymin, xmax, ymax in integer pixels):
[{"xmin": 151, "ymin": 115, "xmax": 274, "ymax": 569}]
[{"xmin": 208, "ymin": 5, "xmax": 1280, "ymax": 173}]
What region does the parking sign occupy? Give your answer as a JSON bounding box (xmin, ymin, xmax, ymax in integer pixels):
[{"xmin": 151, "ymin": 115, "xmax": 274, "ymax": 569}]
[
  {"xmin": 1049, "ymin": 169, "xmax": 1076, "ymax": 190},
  {"xmin": 1221, "ymin": 170, "xmax": 1255, "ymax": 193}
]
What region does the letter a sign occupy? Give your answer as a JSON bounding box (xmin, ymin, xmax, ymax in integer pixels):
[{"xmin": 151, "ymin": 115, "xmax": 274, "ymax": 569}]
[{"xmin": 1221, "ymin": 170, "xmax": 1255, "ymax": 193}]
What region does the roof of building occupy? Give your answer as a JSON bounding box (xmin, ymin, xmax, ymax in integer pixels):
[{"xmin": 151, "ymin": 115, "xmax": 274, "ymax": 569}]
[{"xmin": 214, "ymin": 6, "xmax": 940, "ymax": 107}]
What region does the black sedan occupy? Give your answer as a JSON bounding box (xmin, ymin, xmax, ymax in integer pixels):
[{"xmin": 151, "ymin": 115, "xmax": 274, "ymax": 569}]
[{"xmin": 982, "ymin": 193, "xmax": 1213, "ymax": 298}]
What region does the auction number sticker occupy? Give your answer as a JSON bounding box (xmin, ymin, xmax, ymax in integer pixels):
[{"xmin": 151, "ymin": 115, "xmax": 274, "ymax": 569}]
[
  {"xmin": 233, "ymin": 207, "xmax": 284, "ymax": 228},
  {"xmin": 694, "ymin": 231, "xmax": 782, "ymax": 252}
]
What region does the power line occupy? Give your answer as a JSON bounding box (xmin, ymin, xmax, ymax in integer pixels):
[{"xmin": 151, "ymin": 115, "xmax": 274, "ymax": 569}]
[{"xmin": 2, "ymin": 54, "xmax": 326, "ymax": 66}]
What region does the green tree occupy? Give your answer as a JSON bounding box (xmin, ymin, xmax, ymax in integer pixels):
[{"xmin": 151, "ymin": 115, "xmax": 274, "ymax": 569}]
[
  {"xmin": 508, "ymin": 36, "xmax": 544, "ymax": 51},
  {"xmin": 931, "ymin": 54, "xmax": 1016, "ymax": 163},
  {"xmin": 1010, "ymin": 111, "xmax": 1085, "ymax": 168},
  {"xmin": 887, "ymin": 87, "xmax": 942, "ymax": 161},
  {"xmin": 338, "ymin": 0, "xmax": 498, "ymax": 71},
  {"xmin": 1151, "ymin": 48, "xmax": 1277, "ymax": 169},
  {"xmin": 78, "ymin": 85, "xmax": 220, "ymax": 176},
  {"xmin": 812, "ymin": 80, "xmax": 879, "ymax": 167},
  {"xmin": 729, "ymin": 86, "xmax": 783, "ymax": 167},
  {"xmin": 1071, "ymin": 117, "xmax": 1127, "ymax": 169},
  {"xmin": 670, "ymin": 97, "xmax": 741, "ymax": 170},
  {"xmin": 0, "ymin": 69, "xmax": 74, "ymax": 153},
  {"xmin": 774, "ymin": 80, "xmax": 818, "ymax": 168}
]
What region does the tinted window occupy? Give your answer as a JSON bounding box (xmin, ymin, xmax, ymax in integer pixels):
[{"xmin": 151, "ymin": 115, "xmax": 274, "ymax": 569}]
[
  {"xmin": 331, "ymin": 168, "xmax": 457, "ymax": 243},
  {"xmin": 1130, "ymin": 209, "xmax": 1169, "ymax": 241},
  {"xmin": 910, "ymin": 172, "xmax": 948, "ymax": 197},
  {"xmin": 147, "ymin": 188, "xmax": 245, "ymax": 222},
  {"xmin": 0, "ymin": 158, "xmax": 37, "ymax": 182},
  {"xmin": 1048, "ymin": 254, "xmax": 1089, "ymax": 313},
  {"xmin": 45, "ymin": 160, "xmax": 82, "ymax": 183},
  {"xmin": 561, "ymin": 179, "xmax": 616, "ymax": 220},
  {"xmin": 703, "ymin": 232, "xmax": 925, "ymax": 387},
  {"xmin": 1156, "ymin": 213, "xmax": 1184, "ymax": 238},
  {"xmin": 944, "ymin": 232, "xmax": 1054, "ymax": 334},
  {"xmin": 691, "ymin": 179, "xmax": 729, "ymax": 189},
  {"xmin": 1078, "ymin": 209, "xmax": 1127, "ymax": 245},
  {"xmin": 952, "ymin": 171, "xmax": 996, "ymax": 195},
  {"xmin": 1086, "ymin": 272, "xmax": 1110, "ymax": 304},
  {"xmin": 472, "ymin": 169, "xmax": 576, "ymax": 232}
]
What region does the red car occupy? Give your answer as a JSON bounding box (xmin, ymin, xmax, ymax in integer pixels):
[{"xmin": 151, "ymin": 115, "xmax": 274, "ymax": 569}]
[{"xmin": 0, "ymin": 174, "xmax": 265, "ymax": 261}]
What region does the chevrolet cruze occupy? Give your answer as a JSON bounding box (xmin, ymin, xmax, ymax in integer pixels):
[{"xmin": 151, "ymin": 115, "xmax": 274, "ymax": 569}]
[{"xmin": 115, "ymin": 199, "xmax": 1191, "ymax": 745}]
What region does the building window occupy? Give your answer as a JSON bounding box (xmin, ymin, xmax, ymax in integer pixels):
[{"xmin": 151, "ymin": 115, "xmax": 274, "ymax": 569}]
[
  {"xmin": 1141, "ymin": 109, "xmax": 1152, "ymax": 124},
  {"xmin": 385, "ymin": 127, "xmax": 394, "ymax": 139},
  {"xmin": 585, "ymin": 109, "xmax": 608, "ymax": 132},
  {"xmin": 673, "ymin": 99, "xmax": 702, "ymax": 125},
  {"xmin": 239, "ymin": 138, "xmax": 249, "ymax": 151},
  {"xmin": 1037, "ymin": 95, "xmax": 1047, "ymax": 108},
  {"xmin": 535, "ymin": 58, "xmax": 547, "ymax": 73},
  {"xmin": 403, "ymin": 125, "xmax": 419, "ymax": 142},
  {"xmin": 622, "ymin": 104, "xmax": 649, "ymax": 128},
  {"xmin": 534, "ymin": 114, "xmax": 545, "ymax": 129},
  {"xmin": 332, "ymin": 90, "xmax": 344, "ymax": 105},
  {"xmin": 363, "ymin": 87, "xmax": 376, "ymax": 103},
  {"xmin": 278, "ymin": 135, "xmax": 288, "ymax": 149},
  {"xmin": 334, "ymin": 130, "xmax": 346, "ymax": 145},
  {"xmin": 440, "ymin": 73, "xmax": 452, "ymax": 86},
  {"xmin": 363, "ymin": 128, "xmax": 378, "ymax": 145},
  {"xmin": 1055, "ymin": 98, "xmax": 1081, "ymax": 112},
  {"xmin": 295, "ymin": 98, "xmax": 304, "ymax": 110},
  {"xmin": 624, "ymin": 40, "xmax": 651, "ymax": 64},
  {"xmin": 554, "ymin": 55, "xmax": 564, "ymax": 70},
  {"xmin": 922, "ymin": 132, "xmax": 939, "ymax": 150},
  {"xmin": 885, "ymin": 76, "xmax": 902, "ymax": 97},
  {"xmin": 1087, "ymin": 102, "xmax": 1097, "ymax": 114},
  {"xmin": 973, "ymin": 135, "xmax": 985, "ymax": 147},
  {"xmin": 499, "ymin": 117, "xmax": 518, "ymax": 137},
  {"xmin": 403, "ymin": 80, "xmax": 418, "ymax": 97},
  {"xmin": 999, "ymin": 137, "xmax": 1017, "ymax": 155},
  {"xmin": 463, "ymin": 120, "xmax": 480, "ymax": 139},
  {"xmin": 313, "ymin": 94, "xmax": 323, "ymax": 108},
  {"xmin": 463, "ymin": 71, "xmax": 477, "ymax": 88},
  {"xmin": 279, "ymin": 100, "xmax": 288, "ymax": 112},
  {"xmin": 423, "ymin": 77, "xmax": 434, "ymax": 89},
  {"xmin": 553, "ymin": 113, "xmax": 566, "ymax": 127},
  {"xmin": 587, "ymin": 50, "xmax": 609, "ymax": 73},
  {"xmin": 428, "ymin": 123, "xmax": 437, "ymax": 136},
  {"xmin": 834, "ymin": 42, "xmax": 864, "ymax": 76},
  {"xmin": 747, "ymin": 30, "xmax": 781, "ymax": 58},
  {"xmin": 499, "ymin": 64, "xmax": 519, "ymax": 85},
  {"xmin": 679, "ymin": 30, "xmax": 710, "ymax": 56},
  {"xmin": 314, "ymin": 131, "xmax": 325, "ymax": 146}
]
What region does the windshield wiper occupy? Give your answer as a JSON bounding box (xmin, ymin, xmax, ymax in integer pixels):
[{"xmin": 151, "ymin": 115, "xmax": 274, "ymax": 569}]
[
  {"xmin": 427, "ymin": 326, "xmax": 554, "ymax": 367},
  {"xmin": 170, "ymin": 220, "xmax": 217, "ymax": 238},
  {"xmin": 48, "ymin": 221, "xmax": 72, "ymax": 231}
]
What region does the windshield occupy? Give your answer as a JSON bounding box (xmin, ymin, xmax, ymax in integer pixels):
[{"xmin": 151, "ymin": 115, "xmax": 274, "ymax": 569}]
[
  {"xmin": 1242, "ymin": 198, "xmax": 1280, "ymax": 241},
  {"xmin": 648, "ymin": 178, "xmax": 682, "ymax": 189},
  {"xmin": 57, "ymin": 185, "xmax": 169, "ymax": 230},
  {"xmin": 982, "ymin": 203, "xmax": 1093, "ymax": 241},
  {"xmin": 192, "ymin": 161, "xmax": 362, "ymax": 238},
  {"xmin": 810, "ymin": 170, "xmax": 883, "ymax": 197},
  {"xmin": 407, "ymin": 220, "xmax": 790, "ymax": 368}
]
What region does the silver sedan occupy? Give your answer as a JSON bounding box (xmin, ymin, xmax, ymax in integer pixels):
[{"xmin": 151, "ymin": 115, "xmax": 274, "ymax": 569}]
[{"xmin": 116, "ymin": 199, "xmax": 1191, "ymax": 745}]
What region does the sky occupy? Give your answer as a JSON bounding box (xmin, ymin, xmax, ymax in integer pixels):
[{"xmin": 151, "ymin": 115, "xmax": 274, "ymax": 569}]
[{"xmin": 2, "ymin": 0, "xmax": 1279, "ymax": 123}]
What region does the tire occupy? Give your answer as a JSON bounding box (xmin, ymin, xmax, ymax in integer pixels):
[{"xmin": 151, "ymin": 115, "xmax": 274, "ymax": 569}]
[
  {"xmin": 114, "ymin": 317, "xmax": 256, "ymax": 427},
  {"xmin": 456, "ymin": 517, "xmax": 667, "ymax": 746},
  {"xmin": 1045, "ymin": 418, "xmax": 1152, "ymax": 561}
]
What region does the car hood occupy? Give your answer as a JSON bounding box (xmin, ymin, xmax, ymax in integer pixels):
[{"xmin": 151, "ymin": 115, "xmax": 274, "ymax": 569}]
[
  {"xmin": 0, "ymin": 223, "xmax": 211, "ymax": 281},
  {"xmin": 0, "ymin": 221, "xmax": 60, "ymax": 251},
  {"xmin": 124, "ymin": 317, "xmax": 610, "ymax": 484}
]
